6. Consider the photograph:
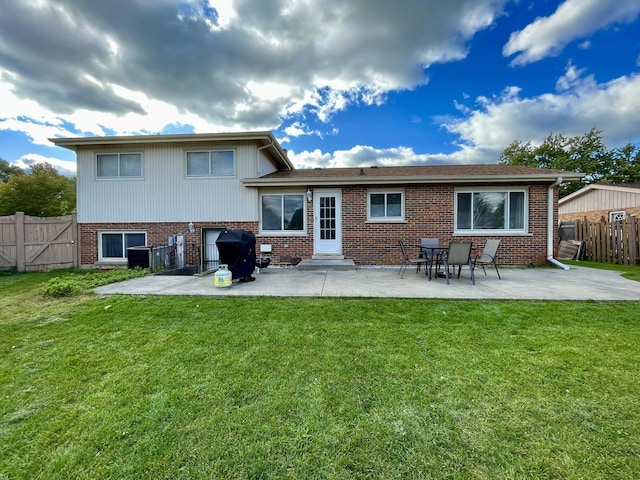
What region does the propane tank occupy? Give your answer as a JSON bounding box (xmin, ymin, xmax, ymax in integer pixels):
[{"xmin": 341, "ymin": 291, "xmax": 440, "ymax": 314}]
[{"xmin": 214, "ymin": 264, "xmax": 232, "ymax": 288}]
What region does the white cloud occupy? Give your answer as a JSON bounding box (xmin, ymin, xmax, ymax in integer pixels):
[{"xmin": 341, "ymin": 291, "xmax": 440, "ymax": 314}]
[
  {"xmin": 444, "ymin": 69, "xmax": 640, "ymax": 158},
  {"xmin": 15, "ymin": 153, "xmax": 76, "ymax": 177},
  {"xmin": 504, "ymin": 0, "xmax": 640, "ymax": 65},
  {"xmin": 0, "ymin": 0, "xmax": 508, "ymax": 145}
]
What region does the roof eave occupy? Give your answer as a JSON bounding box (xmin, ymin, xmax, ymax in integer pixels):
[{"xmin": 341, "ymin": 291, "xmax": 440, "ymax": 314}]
[
  {"xmin": 242, "ymin": 173, "xmax": 584, "ymax": 187},
  {"xmin": 558, "ymin": 182, "xmax": 640, "ymax": 205},
  {"xmin": 48, "ymin": 131, "xmax": 294, "ymax": 170}
]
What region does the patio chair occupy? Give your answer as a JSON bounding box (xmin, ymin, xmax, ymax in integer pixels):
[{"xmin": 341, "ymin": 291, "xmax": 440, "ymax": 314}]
[
  {"xmin": 420, "ymin": 237, "xmax": 441, "ymax": 280},
  {"xmin": 441, "ymin": 241, "xmax": 475, "ymax": 285},
  {"xmin": 398, "ymin": 240, "xmax": 428, "ymax": 278},
  {"xmin": 474, "ymin": 239, "xmax": 501, "ymax": 279}
]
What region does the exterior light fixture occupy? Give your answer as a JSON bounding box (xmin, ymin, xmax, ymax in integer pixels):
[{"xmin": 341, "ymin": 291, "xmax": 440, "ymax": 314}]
[
  {"xmin": 306, "ymin": 188, "xmax": 312, "ymax": 202},
  {"xmin": 188, "ymin": 221, "xmax": 195, "ymax": 234}
]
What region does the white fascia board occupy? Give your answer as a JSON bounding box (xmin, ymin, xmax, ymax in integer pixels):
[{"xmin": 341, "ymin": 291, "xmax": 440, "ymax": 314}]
[
  {"xmin": 242, "ymin": 173, "xmax": 584, "ymax": 187},
  {"xmin": 558, "ymin": 183, "xmax": 640, "ymax": 205},
  {"xmin": 49, "ymin": 131, "xmax": 294, "ymax": 170}
]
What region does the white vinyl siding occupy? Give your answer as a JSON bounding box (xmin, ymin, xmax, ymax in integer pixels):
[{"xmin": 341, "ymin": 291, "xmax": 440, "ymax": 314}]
[{"xmin": 76, "ymin": 142, "xmax": 260, "ymax": 223}]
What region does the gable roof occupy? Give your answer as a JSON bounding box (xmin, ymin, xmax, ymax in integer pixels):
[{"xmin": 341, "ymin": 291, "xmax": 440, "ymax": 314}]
[
  {"xmin": 49, "ymin": 131, "xmax": 294, "ymax": 170},
  {"xmin": 559, "ymin": 183, "xmax": 640, "ymax": 205},
  {"xmin": 242, "ymin": 164, "xmax": 584, "ymax": 187}
]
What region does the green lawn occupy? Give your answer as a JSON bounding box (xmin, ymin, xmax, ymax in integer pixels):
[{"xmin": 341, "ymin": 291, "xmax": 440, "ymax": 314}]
[{"xmin": 1, "ymin": 271, "xmax": 639, "ymax": 479}]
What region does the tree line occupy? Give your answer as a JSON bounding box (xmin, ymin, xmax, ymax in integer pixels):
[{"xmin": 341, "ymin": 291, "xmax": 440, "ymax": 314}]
[
  {"xmin": 0, "ymin": 160, "xmax": 76, "ymax": 217},
  {"xmin": 498, "ymin": 128, "xmax": 640, "ymax": 197}
]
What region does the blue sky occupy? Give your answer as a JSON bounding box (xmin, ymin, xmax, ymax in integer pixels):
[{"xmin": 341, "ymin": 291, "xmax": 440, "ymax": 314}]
[{"xmin": 1, "ymin": 0, "xmax": 639, "ymax": 176}]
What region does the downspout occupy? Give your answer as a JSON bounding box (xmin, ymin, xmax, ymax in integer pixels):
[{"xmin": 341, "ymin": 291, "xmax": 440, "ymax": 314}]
[{"xmin": 547, "ymin": 176, "xmax": 570, "ymax": 270}]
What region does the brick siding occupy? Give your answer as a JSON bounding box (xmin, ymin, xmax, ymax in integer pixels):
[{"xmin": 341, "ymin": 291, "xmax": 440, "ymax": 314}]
[{"xmin": 80, "ymin": 183, "xmax": 556, "ymax": 268}]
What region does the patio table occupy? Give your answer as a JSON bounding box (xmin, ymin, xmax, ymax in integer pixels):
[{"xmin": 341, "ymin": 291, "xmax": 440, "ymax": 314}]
[{"xmin": 421, "ymin": 244, "xmax": 449, "ymax": 280}]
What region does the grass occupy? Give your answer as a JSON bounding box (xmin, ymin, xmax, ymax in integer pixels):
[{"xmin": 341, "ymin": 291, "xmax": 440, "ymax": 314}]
[
  {"xmin": 563, "ymin": 259, "xmax": 640, "ymax": 281},
  {"xmin": 1, "ymin": 270, "xmax": 639, "ymax": 479}
]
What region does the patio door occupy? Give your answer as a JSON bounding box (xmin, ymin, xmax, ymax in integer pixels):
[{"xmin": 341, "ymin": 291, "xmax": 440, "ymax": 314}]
[
  {"xmin": 202, "ymin": 228, "xmax": 224, "ymax": 271},
  {"xmin": 313, "ymin": 189, "xmax": 342, "ymax": 256}
]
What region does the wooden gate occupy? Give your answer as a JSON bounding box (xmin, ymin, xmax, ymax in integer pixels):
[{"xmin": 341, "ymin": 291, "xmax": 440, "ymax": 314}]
[{"xmin": 0, "ymin": 212, "xmax": 79, "ymax": 272}]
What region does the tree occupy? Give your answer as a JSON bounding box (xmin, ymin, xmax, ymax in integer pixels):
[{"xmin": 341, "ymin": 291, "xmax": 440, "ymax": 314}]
[
  {"xmin": 0, "ymin": 158, "xmax": 25, "ymax": 183},
  {"xmin": 607, "ymin": 143, "xmax": 640, "ymax": 184},
  {"xmin": 498, "ymin": 128, "xmax": 626, "ymax": 197},
  {"xmin": 0, "ymin": 162, "xmax": 76, "ymax": 216}
]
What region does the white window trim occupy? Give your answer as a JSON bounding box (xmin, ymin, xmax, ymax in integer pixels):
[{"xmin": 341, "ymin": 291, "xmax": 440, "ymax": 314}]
[
  {"xmin": 96, "ymin": 152, "xmax": 143, "ymax": 179},
  {"xmin": 185, "ymin": 149, "xmax": 236, "ymax": 178},
  {"xmin": 259, "ymin": 192, "xmax": 307, "ymax": 235},
  {"xmin": 97, "ymin": 231, "xmax": 147, "ymax": 263},
  {"xmin": 367, "ymin": 188, "xmax": 405, "ymax": 222},
  {"xmin": 454, "ymin": 187, "xmax": 529, "ymax": 235}
]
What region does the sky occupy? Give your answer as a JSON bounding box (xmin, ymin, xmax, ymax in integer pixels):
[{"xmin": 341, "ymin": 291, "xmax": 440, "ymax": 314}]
[{"xmin": 1, "ymin": 0, "xmax": 640, "ymax": 177}]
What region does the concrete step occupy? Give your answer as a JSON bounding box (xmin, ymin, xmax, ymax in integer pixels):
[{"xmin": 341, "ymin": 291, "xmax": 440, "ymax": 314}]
[{"xmin": 297, "ymin": 258, "xmax": 357, "ymax": 270}]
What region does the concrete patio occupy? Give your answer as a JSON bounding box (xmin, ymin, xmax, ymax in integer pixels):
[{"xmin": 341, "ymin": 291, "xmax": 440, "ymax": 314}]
[{"xmin": 95, "ymin": 265, "xmax": 640, "ymax": 301}]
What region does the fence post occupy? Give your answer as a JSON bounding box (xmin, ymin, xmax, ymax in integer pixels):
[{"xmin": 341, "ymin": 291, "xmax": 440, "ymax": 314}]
[
  {"xmin": 71, "ymin": 212, "xmax": 79, "ymax": 268},
  {"xmin": 15, "ymin": 212, "xmax": 25, "ymax": 272}
]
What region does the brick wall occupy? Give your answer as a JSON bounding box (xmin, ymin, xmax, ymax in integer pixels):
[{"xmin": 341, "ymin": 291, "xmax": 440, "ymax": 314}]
[
  {"xmin": 338, "ymin": 184, "xmax": 552, "ymax": 267},
  {"xmin": 80, "ymin": 183, "xmax": 555, "ymax": 267}
]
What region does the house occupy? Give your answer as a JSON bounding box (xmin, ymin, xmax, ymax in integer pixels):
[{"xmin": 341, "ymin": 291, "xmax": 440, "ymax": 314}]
[
  {"xmin": 559, "ymin": 184, "xmax": 640, "ymax": 222},
  {"xmin": 50, "ymin": 131, "xmax": 583, "ymax": 269}
]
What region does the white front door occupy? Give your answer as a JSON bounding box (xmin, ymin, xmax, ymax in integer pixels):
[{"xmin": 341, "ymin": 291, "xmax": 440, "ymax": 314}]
[{"xmin": 313, "ymin": 189, "xmax": 342, "ymax": 256}]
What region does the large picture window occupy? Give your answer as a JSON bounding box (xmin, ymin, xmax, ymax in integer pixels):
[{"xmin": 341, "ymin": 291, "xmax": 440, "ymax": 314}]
[
  {"xmin": 368, "ymin": 190, "xmax": 404, "ymax": 221},
  {"xmin": 186, "ymin": 150, "xmax": 235, "ymax": 177},
  {"xmin": 98, "ymin": 231, "xmax": 147, "ymax": 262},
  {"xmin": 97, "ymin": 153, "xmax": 142, "ymax": 178},
  {"xmin": 455, "ymin": 188, "xmax": 527, "ymax": 234},
  {"xmin": 261, "ymin": 194, "xmax": 305, "ymax": 233}
]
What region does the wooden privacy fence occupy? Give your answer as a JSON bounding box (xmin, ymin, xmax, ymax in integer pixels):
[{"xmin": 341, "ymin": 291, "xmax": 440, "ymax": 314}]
[
  {"xmin": 569, "ymin": 217, "xmax": 639, "ymax": 265},
  {"xmin": 0, "ymin": 212, "xmax": 79, "ymax": 272}
]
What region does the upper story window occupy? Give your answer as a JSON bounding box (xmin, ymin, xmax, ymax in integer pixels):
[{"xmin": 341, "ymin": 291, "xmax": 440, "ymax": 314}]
[
  {"xmin": 97, "ymin": 153, "xmax": 143, "ymax": 178},
  {"xmin": 261, "ymin": 194, "xmax": 305, "ymax": 233},
  {"xmin": 186, "ymin": 150, "xmax": 235, "ymax": 177},
  {"xmin": 368, "ymin": 189, "xmax": 405, "ymax": 221},
  {"xmin": 455, "ymin": 188, "xmax": 528, "ymax": 234}
]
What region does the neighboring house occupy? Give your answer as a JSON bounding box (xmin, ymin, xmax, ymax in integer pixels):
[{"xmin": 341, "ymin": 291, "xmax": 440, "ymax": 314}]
[
  {"xmin": 558, "ymin": 184, "xmax": 640, "ymax": 222},
  {"xmin": 50, "ymin": 131, "xmax": 583, "ymax": 269}
]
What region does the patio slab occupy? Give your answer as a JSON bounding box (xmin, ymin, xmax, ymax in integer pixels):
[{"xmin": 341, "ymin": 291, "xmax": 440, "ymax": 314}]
[{"xmin": 94, "ymin": 265, "xmax": 640, "ymax": 301}]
